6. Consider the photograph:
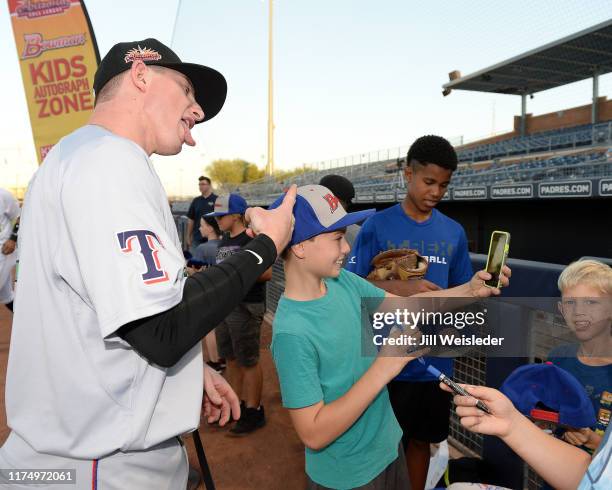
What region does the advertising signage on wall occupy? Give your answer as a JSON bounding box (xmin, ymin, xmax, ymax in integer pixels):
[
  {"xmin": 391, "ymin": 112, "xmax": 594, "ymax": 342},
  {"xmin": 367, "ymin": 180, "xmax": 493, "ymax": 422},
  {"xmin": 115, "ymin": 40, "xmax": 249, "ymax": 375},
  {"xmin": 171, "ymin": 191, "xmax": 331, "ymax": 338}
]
[
  {"xmin": 356, "ymin": 194, "xmax": 374, "ymax": 202},
  {"xmin": 491, "ymin": 184, "xmax": 534, "ymax": 199},
  {"xmin": 600, "ymin": 179, "xmax": 612, "ymax": 196},
  {"xmin": 452, "ymin": 187, "xmax": 487, "ymax": 200},
  {"xmin": 355, "ymin": 178, "xmax": 609, "ymax": 203},
  {"xmin": 537, "ymin": 180, "xmax": 592, "ymax": 198}
]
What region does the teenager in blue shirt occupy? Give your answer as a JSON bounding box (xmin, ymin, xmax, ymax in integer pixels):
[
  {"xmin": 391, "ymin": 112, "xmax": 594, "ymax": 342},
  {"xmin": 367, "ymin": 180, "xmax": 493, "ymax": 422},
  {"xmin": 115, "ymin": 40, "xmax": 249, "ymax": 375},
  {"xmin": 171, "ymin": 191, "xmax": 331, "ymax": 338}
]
[{"xmin": 347, "ymin": 135, "xmax": 473, "ymax": 489}]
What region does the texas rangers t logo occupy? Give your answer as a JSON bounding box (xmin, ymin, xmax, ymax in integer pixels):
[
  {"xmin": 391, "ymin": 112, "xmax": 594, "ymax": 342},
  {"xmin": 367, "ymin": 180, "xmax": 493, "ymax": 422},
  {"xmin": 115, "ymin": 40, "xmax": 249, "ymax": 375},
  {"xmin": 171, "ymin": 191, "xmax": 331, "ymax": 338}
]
[
  {"xmin": 322, "ymin": 193, "xmax": 339, "ymax": 213},
  {"xmin": 117, "ymin": 230, "xmax": 169, "ymax": 284}
]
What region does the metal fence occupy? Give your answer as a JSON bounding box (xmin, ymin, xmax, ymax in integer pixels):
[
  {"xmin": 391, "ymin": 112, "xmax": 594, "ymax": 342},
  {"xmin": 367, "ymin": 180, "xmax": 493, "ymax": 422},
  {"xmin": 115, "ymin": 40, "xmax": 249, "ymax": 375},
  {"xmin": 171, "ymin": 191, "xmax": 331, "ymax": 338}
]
[
  {"xmin": 175, "ymin": 215, "xmax": 189, "ymax": 247},
  {"xmin": 266, "ymin": 259, "xmax": 286, "ymax": 315},
  {"xmin": 522, "ymin": 310, "xmax": 573, "ymax": 490},
  {"xmin": 450, "ymin": 356, "xmax": 487, "ymax": 456}
]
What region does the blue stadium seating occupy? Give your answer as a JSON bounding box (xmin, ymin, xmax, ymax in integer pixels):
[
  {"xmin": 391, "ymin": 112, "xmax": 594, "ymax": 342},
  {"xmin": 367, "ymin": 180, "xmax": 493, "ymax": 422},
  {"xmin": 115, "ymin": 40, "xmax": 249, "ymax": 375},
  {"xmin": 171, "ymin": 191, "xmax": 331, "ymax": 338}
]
[
  {"xmin": 456, "ymin": 123, "xmax": 611, "ymax": 162},
  {"xmin": 234, "ymin": 122, "xmax": 612, "ymax": 204}
]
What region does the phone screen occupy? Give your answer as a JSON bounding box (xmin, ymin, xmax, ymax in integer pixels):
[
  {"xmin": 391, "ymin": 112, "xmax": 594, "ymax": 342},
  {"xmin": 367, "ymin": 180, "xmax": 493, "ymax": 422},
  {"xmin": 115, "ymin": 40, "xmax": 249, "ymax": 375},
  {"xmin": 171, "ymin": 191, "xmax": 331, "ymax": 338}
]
[{"xmin": 485, "ymin": 232, "xmax": 509, "ymax": 287}]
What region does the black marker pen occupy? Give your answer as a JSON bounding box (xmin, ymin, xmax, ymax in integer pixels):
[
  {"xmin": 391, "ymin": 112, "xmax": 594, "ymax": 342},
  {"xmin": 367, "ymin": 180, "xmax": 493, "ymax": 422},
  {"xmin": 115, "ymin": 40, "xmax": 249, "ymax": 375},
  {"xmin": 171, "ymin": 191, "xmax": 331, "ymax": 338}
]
[{"xmin": 417, "ymin": 358, "xmax": 492, "ymax": 414}]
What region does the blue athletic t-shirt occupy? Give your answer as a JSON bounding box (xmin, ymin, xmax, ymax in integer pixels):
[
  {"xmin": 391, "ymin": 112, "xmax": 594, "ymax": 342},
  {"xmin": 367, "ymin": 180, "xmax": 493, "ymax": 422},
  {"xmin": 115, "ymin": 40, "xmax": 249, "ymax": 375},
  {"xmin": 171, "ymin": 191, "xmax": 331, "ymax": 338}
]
[{"xmin": 346, "ymin": 204, "xmax": 473, "ymax": 381}]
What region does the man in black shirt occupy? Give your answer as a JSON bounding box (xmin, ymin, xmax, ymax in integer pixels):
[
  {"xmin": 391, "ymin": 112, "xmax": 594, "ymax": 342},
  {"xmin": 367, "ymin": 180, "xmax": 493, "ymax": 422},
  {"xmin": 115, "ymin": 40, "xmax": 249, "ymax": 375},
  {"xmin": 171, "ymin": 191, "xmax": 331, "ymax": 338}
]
[{"xmin": 186, "ymin": 176, "xmax": 217, "ymax": 254}]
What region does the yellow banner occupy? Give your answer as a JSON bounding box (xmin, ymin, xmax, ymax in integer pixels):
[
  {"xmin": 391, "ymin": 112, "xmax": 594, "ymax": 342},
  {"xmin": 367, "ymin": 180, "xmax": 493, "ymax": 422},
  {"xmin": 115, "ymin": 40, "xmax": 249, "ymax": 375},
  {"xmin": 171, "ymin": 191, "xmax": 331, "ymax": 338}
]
[{"xmin": 7, "ymin": 0, "xmax": 100, "ymax": 163}]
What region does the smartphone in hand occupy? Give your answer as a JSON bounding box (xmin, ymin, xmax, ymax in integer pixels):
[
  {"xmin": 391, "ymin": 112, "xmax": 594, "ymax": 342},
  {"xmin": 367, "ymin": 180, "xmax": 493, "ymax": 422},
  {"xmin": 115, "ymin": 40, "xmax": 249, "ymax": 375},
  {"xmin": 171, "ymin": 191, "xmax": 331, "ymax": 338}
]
[{"xmin": 484, "ymin": 231, "xmax": 510, "ymax": 288}]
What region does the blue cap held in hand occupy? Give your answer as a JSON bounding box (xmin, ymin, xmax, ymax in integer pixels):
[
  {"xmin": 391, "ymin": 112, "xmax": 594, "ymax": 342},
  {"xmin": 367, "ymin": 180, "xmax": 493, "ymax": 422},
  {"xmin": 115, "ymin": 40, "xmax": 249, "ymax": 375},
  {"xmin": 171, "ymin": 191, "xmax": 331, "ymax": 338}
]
[{"xmin": 501, "ymin": 362, "xmax": 596, "ymax": 428}]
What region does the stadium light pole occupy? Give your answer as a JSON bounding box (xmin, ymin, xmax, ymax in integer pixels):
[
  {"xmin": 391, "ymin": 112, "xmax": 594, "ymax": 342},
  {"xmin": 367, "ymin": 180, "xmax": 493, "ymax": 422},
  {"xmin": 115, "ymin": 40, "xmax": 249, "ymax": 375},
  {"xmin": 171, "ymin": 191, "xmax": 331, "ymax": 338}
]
[
  {"xmin": 170, "ymin": 0, "xmax": 182, "ymax": 47},
  {"xmin": 266, "ymin": 0, "xmax": 275, "ymax": 177},
  {"xmin": 592, "ymin": 71, "xmax": 599, "ymax": 124},
  {"xmin": 520, "ymin": 93, "xmax": 527, "ymax": 137}
]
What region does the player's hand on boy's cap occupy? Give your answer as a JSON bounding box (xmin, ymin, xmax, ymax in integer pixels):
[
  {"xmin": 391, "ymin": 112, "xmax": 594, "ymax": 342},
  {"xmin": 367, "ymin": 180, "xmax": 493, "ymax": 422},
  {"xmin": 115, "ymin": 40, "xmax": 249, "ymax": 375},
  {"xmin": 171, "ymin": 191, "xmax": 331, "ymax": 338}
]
[
  {"xmin": 245, "ymin": 184, "xmax": 297, "ymax": 254},
  {"xmin": 470, "ymin": 265, "xmax": 512, "ymax": 298}
]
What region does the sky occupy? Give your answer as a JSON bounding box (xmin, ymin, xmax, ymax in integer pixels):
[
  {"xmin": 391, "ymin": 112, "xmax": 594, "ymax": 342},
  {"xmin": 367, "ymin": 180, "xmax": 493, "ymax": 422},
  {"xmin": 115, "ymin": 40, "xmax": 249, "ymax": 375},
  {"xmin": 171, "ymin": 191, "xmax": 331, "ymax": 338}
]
[{"xmin": 1, "ymin": 0, "xmax": 612, "ymax": 197}]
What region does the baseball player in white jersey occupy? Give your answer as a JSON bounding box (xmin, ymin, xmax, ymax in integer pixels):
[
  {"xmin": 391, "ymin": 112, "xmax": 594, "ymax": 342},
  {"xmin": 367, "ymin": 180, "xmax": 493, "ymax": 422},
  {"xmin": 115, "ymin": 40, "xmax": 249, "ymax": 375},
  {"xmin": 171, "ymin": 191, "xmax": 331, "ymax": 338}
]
[
  {"xmin": 1, "ymin": 38, "xmax": 296, "ymax": 489},
  {"xmin": 0, "ymin": 188, "xmax": 20, "ymax": 312}
]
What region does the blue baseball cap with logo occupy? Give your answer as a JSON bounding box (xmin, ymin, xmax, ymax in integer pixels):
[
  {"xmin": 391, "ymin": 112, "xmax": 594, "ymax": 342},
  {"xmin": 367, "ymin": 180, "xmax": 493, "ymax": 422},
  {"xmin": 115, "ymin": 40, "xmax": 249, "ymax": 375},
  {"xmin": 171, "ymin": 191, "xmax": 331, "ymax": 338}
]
[
  {"xmin": 268, "ymin": 184, "xmax": 375, "ymax": 246},
  {"xmin": 206, "ymin": 193, "xmax": 248, "ymax": 217},
  {"xmin": 501, "ymin": 362, "xmax": 596, "ymax": 428}
]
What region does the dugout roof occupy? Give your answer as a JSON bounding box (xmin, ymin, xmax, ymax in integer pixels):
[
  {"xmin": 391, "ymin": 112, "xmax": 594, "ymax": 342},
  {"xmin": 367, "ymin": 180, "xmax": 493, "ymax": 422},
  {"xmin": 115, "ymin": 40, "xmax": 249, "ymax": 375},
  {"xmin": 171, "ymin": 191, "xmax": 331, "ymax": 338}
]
[{"xmin": 443, "ymin": 19, "xmax": 612, "ymax": 95}]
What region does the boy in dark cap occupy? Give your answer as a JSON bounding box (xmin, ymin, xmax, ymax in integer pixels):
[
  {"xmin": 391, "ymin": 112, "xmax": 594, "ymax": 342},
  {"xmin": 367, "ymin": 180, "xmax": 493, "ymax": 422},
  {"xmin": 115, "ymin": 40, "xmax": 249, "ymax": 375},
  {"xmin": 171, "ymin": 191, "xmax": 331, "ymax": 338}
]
[{"xmin": 319, "ymin": 174, "xmax": 359, "ymax": 251}]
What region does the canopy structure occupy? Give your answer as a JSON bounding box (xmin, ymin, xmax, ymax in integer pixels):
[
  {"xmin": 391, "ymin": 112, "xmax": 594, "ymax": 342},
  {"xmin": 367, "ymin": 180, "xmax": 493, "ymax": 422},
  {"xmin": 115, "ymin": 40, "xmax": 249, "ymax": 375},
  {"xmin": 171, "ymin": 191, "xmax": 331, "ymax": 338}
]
[{"xmin": 443, "ymin": 19, "xmax": 612, "ymax": 135}]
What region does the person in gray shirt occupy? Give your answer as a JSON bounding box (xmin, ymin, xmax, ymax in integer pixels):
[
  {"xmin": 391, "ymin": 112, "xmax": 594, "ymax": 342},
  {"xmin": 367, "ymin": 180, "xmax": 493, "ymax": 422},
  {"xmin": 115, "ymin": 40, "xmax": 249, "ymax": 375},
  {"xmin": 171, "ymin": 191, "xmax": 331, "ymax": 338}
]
[{"xmin": 194, "ymin": 217, "xmax": 222, "ymax": 266}]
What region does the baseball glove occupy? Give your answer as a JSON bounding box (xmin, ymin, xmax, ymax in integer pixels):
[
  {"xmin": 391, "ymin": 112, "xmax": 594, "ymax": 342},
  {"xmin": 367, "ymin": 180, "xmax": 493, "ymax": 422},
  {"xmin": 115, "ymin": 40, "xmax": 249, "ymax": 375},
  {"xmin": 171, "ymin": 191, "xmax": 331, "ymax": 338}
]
[{"xmin": 366, "ymin": 249, "xmax": 428, "ymax": 281}]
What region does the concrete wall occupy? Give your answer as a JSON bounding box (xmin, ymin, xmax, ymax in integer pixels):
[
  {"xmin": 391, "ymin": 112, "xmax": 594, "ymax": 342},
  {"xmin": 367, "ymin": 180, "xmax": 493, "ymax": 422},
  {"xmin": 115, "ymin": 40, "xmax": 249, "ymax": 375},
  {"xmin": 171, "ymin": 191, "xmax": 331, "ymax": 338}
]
[{"xmin": 518, "ymin": 96, "xmax": 612, "ymax": 133}]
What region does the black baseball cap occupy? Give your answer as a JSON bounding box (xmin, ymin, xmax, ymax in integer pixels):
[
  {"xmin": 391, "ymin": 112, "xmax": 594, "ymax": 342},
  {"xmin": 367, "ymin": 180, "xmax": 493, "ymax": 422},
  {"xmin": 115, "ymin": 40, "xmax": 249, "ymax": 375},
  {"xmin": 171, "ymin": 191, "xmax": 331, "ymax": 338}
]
[
  {"xmin": 93, "ymin": 38, "xmax": 227, "ymax": 122},
  {"xmin": 318, "ymin": 175, "xmax": 355, "ymax": 205}
]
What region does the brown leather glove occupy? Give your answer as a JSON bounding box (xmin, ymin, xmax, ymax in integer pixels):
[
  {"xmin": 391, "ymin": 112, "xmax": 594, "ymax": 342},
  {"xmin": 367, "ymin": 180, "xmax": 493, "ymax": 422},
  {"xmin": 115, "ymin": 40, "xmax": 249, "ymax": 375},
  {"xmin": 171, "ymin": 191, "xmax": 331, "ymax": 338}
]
[{"xmin": 366, "ymin": 249, "xmax": 428, "ymax": 281}]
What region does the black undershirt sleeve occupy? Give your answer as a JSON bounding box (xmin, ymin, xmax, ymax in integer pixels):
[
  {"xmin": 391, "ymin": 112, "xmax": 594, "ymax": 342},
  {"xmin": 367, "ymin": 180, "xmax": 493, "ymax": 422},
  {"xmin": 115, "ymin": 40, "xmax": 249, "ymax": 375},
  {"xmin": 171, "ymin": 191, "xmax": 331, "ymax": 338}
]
[
  {"xmin": 116, "ymin": 234, "xmax": 277, "ymax": 368},
  {"xmin": 9, "ymin": 219, "xmax": 19, "ymax": 242}
]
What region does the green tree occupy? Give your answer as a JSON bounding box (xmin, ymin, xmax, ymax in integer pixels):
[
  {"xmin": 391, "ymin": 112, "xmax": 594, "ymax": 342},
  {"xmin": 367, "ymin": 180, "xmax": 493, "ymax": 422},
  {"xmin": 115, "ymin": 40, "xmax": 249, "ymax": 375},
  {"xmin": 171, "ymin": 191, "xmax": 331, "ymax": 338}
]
[
  {"xmin": 245, "ymin": 163, "xmax": 266, "ymax": 182},
  {"xmin": 206, "ymin": 159, "xmax": 265, "ymax": 186}
]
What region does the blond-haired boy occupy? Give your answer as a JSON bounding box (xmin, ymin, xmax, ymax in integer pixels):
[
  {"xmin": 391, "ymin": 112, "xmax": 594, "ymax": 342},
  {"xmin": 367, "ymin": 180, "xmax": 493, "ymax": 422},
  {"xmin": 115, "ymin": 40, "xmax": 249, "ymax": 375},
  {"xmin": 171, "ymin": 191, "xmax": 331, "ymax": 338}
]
[{"xmin": 549, "ymin": 259, "xmax": 612, "ymax": 451}]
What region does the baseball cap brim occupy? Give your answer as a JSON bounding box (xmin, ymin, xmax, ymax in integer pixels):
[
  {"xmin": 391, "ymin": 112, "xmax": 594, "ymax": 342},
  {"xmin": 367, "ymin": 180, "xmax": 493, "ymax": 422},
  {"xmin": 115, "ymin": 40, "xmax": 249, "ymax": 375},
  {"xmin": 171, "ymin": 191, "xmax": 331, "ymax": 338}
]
[
  {"xmin": 292, "ymin": 206, "xmax": 374, "ymax": 244},
  {"xmin": 205, "ymin": 210, "xmax": 231, "ymax": 217},
  {"xmin": 155, "ymin": 61, "xmax": 227, "ymax": 122},
  {"xmin": 325, "ymin": 208, "xmax": 374, "ymax": 232}
]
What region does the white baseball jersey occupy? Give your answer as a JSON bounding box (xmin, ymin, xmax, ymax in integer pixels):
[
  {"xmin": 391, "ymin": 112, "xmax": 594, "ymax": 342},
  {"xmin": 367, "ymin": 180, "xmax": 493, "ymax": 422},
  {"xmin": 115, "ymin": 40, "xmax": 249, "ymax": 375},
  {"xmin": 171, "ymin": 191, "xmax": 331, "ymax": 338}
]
[
  {"xmin": 0, "ymin": 188, "xmax": 20, "ymax": 304},
  {"xmin": 5, "ymin": 125, "xmax": 202, "ymax": 459},
  {"xmin": 0, "ymin": 188, "xmax": 20, "ymax": 245}
]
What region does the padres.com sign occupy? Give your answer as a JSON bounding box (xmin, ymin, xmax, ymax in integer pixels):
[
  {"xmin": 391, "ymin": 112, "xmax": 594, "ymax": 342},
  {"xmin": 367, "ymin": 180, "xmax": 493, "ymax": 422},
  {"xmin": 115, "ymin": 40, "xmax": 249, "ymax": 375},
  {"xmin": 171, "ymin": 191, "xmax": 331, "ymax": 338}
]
[{"xmin": 7, "ymin": 0, "xmax": 100, "ymax": 163}]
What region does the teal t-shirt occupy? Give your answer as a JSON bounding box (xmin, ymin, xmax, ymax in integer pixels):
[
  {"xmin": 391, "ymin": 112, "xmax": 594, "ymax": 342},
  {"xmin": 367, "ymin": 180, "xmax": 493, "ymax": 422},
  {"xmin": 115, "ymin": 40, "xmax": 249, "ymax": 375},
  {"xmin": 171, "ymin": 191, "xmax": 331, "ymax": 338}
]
[{"xmin": 271, "ymin": 269, "xmax": 402, "ymax": 489}]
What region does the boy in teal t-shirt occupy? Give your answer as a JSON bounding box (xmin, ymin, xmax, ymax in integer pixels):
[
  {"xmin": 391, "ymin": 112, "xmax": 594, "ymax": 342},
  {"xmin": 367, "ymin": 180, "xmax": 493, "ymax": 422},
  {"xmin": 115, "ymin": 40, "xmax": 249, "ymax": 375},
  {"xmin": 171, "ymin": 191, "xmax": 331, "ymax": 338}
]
[
  {"xmin": 269, "ymin": 184, "xmax": 508, "ymax": 489},
  {"xmin": 273, "ymin": 270, "xmax": 405, "ymax": 488}
]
